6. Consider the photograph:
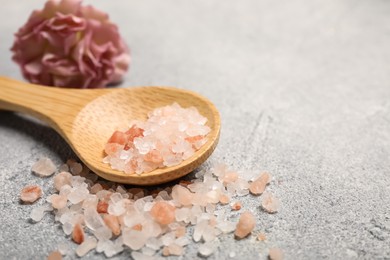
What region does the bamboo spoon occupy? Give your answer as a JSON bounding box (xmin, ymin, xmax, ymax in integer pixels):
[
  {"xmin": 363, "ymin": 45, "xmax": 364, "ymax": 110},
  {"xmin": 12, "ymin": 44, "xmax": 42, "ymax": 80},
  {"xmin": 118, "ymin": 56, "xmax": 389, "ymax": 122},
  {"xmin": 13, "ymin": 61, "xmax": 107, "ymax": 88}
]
[{"xmin": 0, "ymin": 77, "xmax": 220, "ymax": 185}]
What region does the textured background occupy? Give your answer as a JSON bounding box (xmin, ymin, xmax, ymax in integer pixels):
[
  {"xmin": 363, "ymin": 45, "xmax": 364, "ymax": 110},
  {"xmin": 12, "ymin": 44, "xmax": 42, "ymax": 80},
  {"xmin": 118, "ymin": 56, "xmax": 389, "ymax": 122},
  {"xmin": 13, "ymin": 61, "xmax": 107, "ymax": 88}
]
[{"xmin": 1, "ymin": 0, "xmax": 390, "ymax": 259}]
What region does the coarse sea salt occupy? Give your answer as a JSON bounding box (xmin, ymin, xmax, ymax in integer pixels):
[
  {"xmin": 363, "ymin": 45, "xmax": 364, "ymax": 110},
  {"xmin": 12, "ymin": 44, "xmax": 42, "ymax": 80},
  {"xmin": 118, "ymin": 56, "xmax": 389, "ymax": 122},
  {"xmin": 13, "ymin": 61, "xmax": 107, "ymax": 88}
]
[
  {"xmin": 103, "ymin": 103, "xmax": 210, "ymax": 175},
  {"xmin": 22, "ymin": 158, "xmax": 282, "ymax": 259}
]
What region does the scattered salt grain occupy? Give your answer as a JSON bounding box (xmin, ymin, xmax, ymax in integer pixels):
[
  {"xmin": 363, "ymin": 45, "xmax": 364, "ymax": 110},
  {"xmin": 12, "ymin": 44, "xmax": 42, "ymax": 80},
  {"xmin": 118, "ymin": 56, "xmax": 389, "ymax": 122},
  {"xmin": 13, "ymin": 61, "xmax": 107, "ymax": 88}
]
[
  {"xmin": 229, "ymin": 251, "xmax": 236, "ymax": 258},
  {"xmin": 57, "ymin": 243, "xmax": 69, "ymax": 255},
  {"xmin": 249, "ymin": 172, "xmax": 270, "ymax": 195},
  {"xmin": 198, "ymin": 238, "xmax": 220, "ymax": 257},
  {"xmin": 30, "ymin": 204, "xmax": 52, "ymax": 222},
  {"xmin": 261, "ymin": 192, "xmax": 280, "ymax": 213},
  {"xmin": 47, "ymin": 250, "xmax": 62, "ymax": 260},
  {"xmin": 231, "ymin": 201, "xmax": 242, "ymax": 211},
  {"xmin": 72, "ymin": 223, "xmax": 84, "ymax": 244},
  {"xmin": 76, "ymin": 237, "xmax": 97, "ymax": 257},
  {"xmin": 24, "ymin": 159, "xmax": 282, "ymax": 259},
  {"xmin": 20, "ymin": 185, "xmax": 42, "ymax": 203},
  {"xmin": 234, "ymin": 211, "xmax": 256, "ymax": 239},
  {"xmin": 269, "ymin": 248, "xmax": 284, "ymax": 260},
  {"xmin": 131, "ymin": 251, "xmax": 156, "ymax": 260},
  {"xmin": 258, "ymin": 232, "xmax": 267, "ymax": 241},
  {"xmin": 32, "ymin": 157, "xmax": 56, "ymax": 177}
]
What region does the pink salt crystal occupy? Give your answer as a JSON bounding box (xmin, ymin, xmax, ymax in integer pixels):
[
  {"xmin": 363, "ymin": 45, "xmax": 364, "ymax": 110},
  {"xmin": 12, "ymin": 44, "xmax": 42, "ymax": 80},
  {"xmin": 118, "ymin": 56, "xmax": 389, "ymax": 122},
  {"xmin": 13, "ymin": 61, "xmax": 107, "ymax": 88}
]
[
  {"xmin": 257, "ymin": 232, "xmax": 267, "ymax": 241},
  {"xmin": 104, "ymin": 143, "xmax": 124, "ymax": 155},
  {"xmin": 234, "ymin": 211, "xmax": 256, "ymax": 239},
  {"xmin": 72, "ymin": 223, "xmax": 85, "ymax": 244},
  {"xmin": 108, "ymin": 131, "xmax": 128, "ymax": 145},
  {"xmin": 53, "ymin": 172, "xmax": 72, "ymax": 191},
  {"xmin": 125, "ymin": 125, "xmax": 144, "ymax": 142},
  {"xmin": 171, "ymin": 185, "xmax": 194, "ymax": 206},
  {"xmin": 231, "ymin": 201, "xmax": 242, "ymax": 211},
  {"xmin": 32, "ymin": 158, "xmax": 56, "ymax": 177},
  {"xmin": 150, "ymin": 201, "xmax": 176, "ymax": 225},
  {"xmin": 261, "ymin": 192, "xmax": 280, "ymax": 213},
  {"xmin": 222, "ymin": 171, "xmax": 239, "ymax": 184},
  {"xmin": 50, "ymin": 194, "xmax": 67, "ymax": 209},
  {"xmin": 175, "ymin": 226, "xmax": 186, "ymax": 238},
  {"xmin": 97, "ymin": 201, "xmax": 109, "ymax": 214},
  {"xmin": 269, "ymin": 248, "xmax": 284, "ymax": 260},
  {"xmin": 249, "ymin": 172, "xmax": 270, "ymax": 195},
  {"xmin": 167, "ymin": 243, "xmax": 184, "ymax": 256},
  {"xmin": 47, "ymin": 250, "xmax": 62, "ymax": 260},
  {"xmin": 144, "ymin": 149, "xmax": 163, "ymax": 164},
  {"xmin": 90, "ymin": 183, "xmax": 103, "ymax": 194},
  {"xmin": 162, "ymin": 246, "xmax": 170, "ymax": 256},
  {"xmin": 76, "ymin": 237, "xmax": 97, "ymax": 257},
  {"xmin": 219, "ymin": 194, "xmax": 230, "ymax": 205},
  {"xmin": 20, "ymin": 185, "xmax": 42, "ymax": 203},
  {"xmin": 104, "ymin": 215, "xmax": 121, "ymax": 236}
]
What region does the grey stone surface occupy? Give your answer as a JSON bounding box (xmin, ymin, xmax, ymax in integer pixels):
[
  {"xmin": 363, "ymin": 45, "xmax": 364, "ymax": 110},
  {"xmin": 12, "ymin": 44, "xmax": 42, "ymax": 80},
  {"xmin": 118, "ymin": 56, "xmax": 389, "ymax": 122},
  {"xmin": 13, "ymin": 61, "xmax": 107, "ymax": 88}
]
[{"xmin": 1, "ymin": 0, "xmax": 390, "ymax": 259}]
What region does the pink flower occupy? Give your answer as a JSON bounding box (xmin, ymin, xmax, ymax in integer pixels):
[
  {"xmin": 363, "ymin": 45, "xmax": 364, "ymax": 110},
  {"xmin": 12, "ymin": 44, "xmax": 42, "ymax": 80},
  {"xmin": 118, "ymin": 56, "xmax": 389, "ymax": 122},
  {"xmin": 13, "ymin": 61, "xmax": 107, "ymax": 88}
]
[{"xmin": 11, "ymin": 0, "xmax": 130, "ymax": 88}]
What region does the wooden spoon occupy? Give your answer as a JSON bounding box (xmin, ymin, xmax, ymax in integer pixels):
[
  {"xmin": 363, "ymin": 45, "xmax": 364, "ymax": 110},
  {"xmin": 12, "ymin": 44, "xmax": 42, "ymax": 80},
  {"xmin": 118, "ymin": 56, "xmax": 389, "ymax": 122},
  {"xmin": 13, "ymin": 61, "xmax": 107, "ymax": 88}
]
[{"xmin": 0, "ymin": 77, "xmax": 220, "ymax": 185}]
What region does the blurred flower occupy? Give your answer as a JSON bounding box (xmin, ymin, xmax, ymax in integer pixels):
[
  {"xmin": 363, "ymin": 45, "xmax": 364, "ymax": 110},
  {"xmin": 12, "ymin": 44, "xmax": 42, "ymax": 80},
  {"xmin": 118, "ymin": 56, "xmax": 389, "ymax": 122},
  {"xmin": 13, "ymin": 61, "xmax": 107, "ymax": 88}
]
[{"xmin": 11, "ymin": 0, "xmax": 130, "ymax": 88}]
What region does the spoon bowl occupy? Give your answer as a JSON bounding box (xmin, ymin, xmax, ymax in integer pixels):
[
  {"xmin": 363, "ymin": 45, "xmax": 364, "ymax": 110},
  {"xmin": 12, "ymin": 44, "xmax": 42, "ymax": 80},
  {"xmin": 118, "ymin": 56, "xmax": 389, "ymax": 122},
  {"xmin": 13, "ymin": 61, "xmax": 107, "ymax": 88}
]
[{"xmin": 0, "ymin": 77, "xmax": 220, "ymax": 185}]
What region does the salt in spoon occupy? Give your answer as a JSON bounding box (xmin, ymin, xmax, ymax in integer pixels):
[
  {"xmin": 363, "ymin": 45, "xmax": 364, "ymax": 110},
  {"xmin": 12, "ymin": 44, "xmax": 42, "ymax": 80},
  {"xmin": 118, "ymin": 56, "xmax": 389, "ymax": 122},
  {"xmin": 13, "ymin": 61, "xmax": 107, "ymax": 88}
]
[{"xmin": 0, "ymin": 77, "xmax": 220, "ymax": 185}]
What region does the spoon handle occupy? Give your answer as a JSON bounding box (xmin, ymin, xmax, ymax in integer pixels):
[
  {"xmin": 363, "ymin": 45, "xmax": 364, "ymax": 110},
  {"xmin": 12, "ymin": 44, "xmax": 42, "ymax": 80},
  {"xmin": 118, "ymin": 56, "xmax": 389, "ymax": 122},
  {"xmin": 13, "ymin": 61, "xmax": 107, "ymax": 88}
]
[{"xmin": 0, "ymin": 77, "xmax": 97, "ymax": 133}]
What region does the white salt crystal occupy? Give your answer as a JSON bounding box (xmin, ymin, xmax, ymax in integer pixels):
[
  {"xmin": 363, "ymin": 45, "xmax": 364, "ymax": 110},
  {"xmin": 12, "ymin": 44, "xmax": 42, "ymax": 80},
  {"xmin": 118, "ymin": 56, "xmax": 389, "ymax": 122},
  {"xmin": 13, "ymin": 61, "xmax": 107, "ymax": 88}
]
[
  {"xmin": 193, "ymin": 220, "xmax": 208, "ymax": 242},
  {"xmin": 175, "ymin": 207, "xmax": 190, "ymax": 222},
  {"xmin": 57, "ymin": 242, "xmax": 69, "ymax": 255},
  {"xmin": 76, "ymin": 237, "xmax": 97, "ymax": 257},
  {"xmin": 141, "ymin": 246, "xmax": 156, "ymax": 256},
  {"xmin": 62, "ymin": 222, "xmax": 73, "ymax": 235},
  {"xmin": 84, "ymin": 208, "xmax": 105, "ymax": 231},
  {"xmin": 217, "ymin": 221, "xmax": 236, "ymax": 233},
  {"xmin": 68, "ymin": 187, "xmax": 89, "ymax": 204},
  {"xmin": 110, "ymin": 193, "xmax": 123, "ymax": 204},
  {"xmin": 229, "ymin": 251, "xmax": 236, "ymax": 258},
  {"xmin": 32, "ymin": 157, "xmax": 56, "ymax": 177},
  {"xmin": 131, "ymin": 251, "xmax": 156, "ymax": 260},
  {"xmin": 175, "ymin": 236, "xmax": 190, "ymax": 246},
  {"xmin": 123, "ymin": 229, "xmax": 148, "ymax": 250},
  {"xmin": 93, "ymin": 226, "xmax": 112, "ymax": 240},
  {"xmin": 146, "ymin": 237, "xmax": 162, "ymax": 250},
  {"xmin": 30, "ymin": 207, "xmax": 45, "ymax": 222},
  {"xmin": 161, "ymin": 232, "xmax": 176, "ymax": 246},
  {"xmin": 198, "ymin": 238, "xmax": 220, "ymax": 257}
]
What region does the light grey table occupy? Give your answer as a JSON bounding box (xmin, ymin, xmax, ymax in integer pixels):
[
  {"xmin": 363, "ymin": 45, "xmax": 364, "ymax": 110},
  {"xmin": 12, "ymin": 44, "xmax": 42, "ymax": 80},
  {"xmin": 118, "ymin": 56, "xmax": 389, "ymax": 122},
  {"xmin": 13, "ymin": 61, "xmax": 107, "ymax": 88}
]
[{"xmin": 1, "ymin": 0, "xmax": 390, "ymax": 259}]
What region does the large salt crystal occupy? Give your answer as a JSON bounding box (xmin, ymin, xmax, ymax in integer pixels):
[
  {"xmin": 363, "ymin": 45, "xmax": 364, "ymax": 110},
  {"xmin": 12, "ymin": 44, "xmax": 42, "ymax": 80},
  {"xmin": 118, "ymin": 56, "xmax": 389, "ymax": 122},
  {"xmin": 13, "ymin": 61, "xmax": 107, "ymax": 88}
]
[
  {"xmin": 84, "ymin": 208, "xmax": 105, "ymax": 231},
  {"xmin": 249, "ymin": 172, "xmax": 271, "ymax": 195},
  {"xmin": 198, "ymin": 238, "xmax": 220, "ymax": 257},
  {"xmin": 76, "ymin": 237, "xmax": 97, "ymax": 257},
  {"xmin": 20, "ymin": 185, "xmax": 42, "ymax": 203},
  {"xmin": 32, "ymin": 157, "xmax": 56, "ymax": 177},
  {"xmin": 234, "ymin": 211, "xmax": 256, "ymax": 239},
  {"xmin": 53, "ymin": 172, "xmax": 72, "ymax": 191},
  {"xmin": 146, "ymin": 237, "xmax": 163, "ymax": 250},
  {"xmin": 150, "ymin": 201, "xmax": 175, "ymax": 225},
  {"xmin": 175, "ymin": 207, "xmax": 190, "ymax": 222},
  {"xmin": 68, "ymin": 187, "xmax": 89, "ymax": 204},
  {"xmin": 217, "ymin": 221, "xmax": 236, "ymax": 233},
  {"xmin": 193, "ymin": 220, "xmax": 208, "ymax": 242},
  {"xmin": 261, "ymin": 192, "xmax": 280, "ymax": 213},
  {"xmin": 171, "ymin": 185, "xmax": 193, "ymax": 206},
  {"xmin": 269, "ymin": 248, "xmax": 284, "ymax": 260},
  {"xmin": 123, "ymin": 229, "xmax": 148, "ymax": 250}
]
